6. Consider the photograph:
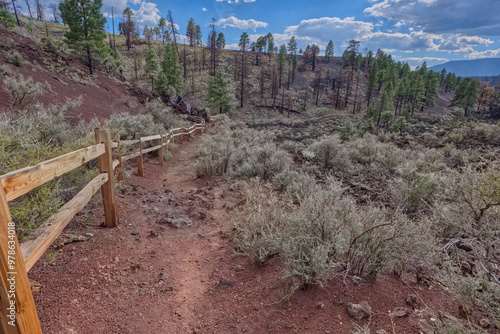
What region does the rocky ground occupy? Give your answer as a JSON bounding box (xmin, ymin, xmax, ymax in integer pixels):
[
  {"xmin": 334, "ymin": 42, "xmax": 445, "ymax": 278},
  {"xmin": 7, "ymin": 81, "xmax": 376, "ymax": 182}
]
[{"xmin": 28, "ymin": 132, "xmax": 463, "ymax": 334}]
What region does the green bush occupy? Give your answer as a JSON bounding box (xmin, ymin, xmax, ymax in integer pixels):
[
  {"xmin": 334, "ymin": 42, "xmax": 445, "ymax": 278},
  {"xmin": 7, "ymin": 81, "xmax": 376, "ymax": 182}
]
[{"xmin": 10, "ymin": 181, "xmax": 64, "ymax": 241}]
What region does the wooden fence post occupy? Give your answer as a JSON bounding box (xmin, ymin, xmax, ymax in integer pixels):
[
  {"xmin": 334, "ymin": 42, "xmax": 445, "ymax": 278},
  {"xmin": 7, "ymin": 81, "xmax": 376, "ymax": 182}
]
[
  {"xmin": 186, "ymin": 128, "xmax": 190, "ymax": 142},
  {"xmin": 0, "ymin": 184, "xmax": 42, "ymax": 334},
  {"xmin": 111, "ymin": 133, "xmax": 124, "ymax": 183},
  {"xmin": 135, "ymin": 132, "xmax": 144, "ymax": 177},
  {"xmin": 95, "ymin": 128, "xmax": 119, "ymax": 228},
  {"xmin": 158, "ymin": 135, "xmax": 164, "ymax": 166}
]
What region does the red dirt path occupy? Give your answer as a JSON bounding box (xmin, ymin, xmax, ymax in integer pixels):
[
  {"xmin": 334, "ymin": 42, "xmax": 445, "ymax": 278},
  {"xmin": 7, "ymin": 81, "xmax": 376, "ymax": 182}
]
[{"xmin": 28, "ymin": 134, "xmax": 461, "ymax": 334}]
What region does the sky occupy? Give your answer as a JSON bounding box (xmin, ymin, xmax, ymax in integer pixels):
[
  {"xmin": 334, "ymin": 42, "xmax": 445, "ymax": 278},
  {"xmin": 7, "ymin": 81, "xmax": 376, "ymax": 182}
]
[{"xmin": 37, "ymin": 0, "xmax": 500, "ymax": 68}]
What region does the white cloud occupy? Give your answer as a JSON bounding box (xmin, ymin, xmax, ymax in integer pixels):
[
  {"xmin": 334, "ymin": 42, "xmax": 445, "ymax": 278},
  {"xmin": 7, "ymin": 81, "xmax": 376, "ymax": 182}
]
[
  {"xmin": 261, "ymin": 14, "xmax": 494, "ymax": 59},
  {"xmin": 398, "ymin": 56, "xmax": 450, "ymax": 68},
  {"xmin": 216, "ymin": 0, "xmax": 256, "ymax": 2},
  {"xmin": 285, "ymin": 17, "xmax": 373, "ymax": 44},
  {"xmin": 202, "ymin": 7, "xmax": 208, "ymax": 12},
  {"xmin": 469, "ymin": 48, "xmax": 500, "ymax": 59},
  {"xmin": 132, "ymin": 1, "xmax": 161, "ymax": 26},
  {"xmin": 437, "ymin": 35, "xmax": 492, "ymax": 52},
  {"xmin": 400, "ymin": 57, "xmax": 449, "ymax": 63},
  {"xmin": 215, "ymin": 16, "xmax": 268, "ymax": 31},
  {"xmin": 364, "ymin": 0, "xmax": 500, "ymax": 36},
  {"xmin": 362, "ymin": 31, "xmax": 438, "ymax": 52},
  {"xmin": 226, "ymin": 43, "xmax": 240, "ymax": 50},
  {"xmin": 102, "ymin": 0, "xmax": 129, "ymax": 13}
]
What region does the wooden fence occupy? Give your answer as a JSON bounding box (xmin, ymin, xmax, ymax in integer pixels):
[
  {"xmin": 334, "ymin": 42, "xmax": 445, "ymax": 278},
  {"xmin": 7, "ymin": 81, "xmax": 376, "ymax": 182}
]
[{"xmin": 0, "ymin": 118, "xmax": 206, "ymax": 333}]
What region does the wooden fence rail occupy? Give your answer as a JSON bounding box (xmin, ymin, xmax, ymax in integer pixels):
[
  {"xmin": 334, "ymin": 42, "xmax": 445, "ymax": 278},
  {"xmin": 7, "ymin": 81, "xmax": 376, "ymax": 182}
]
[{"xmin": 0, "ymin": 116, "xmax": 206, "ymax": 333}]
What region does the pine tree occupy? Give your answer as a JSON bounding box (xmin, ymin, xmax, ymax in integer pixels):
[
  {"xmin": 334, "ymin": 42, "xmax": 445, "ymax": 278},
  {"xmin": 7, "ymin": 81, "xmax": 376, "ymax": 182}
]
[
  {"xmin": 462, "ymin": 80, "xmax": 479, "ymax": 116},
  {"xmin": 255, "ymin": 36, "xmax": 266, "ymax": 66},
  {"xmin": 10, "ymin": 0, "xmax": 20, "ymax": 26},
  {"xmin": 0, "ymin": 8, "xmax": 15, "ymax": 28},
  {"xmin": 155, "ymin": 43, "xmax": 184, "ymax": 96},
  {"xmin": 343, "ymin": 40, "xmax": 360, "ymax": 108},
  {"xmin": 206, "ymin": 68, "xmax": 237, "ymax": 114},
  {"xmin": 152, "ymin": 27, "xmax": 160, "ymax": 41},
  {"xmin": 444, "ymin": 72, "xmax": 456, "ymax": 93},
  {"xmin": 287, "ymin": 36, "xmax": 297, "ymax": 56},
  {"xmin": 119, "ymin": 7, "xmax": 134, "ymax": 50},
  {"xmin": 208, "ymin": 18, "xmax": 218, "ymax": 75},
  {"xmin": 451, "ymin": 77, "xmax": 471, "ymax": 105},
  {"xmin": 216, "ymin": 32, "xmax": 225, "ymax": 49},
  {"xmin": 167, "ymin": 10, "xmax": 179, "ymax": 56},
  {"xmin": 158, "ymin": 17, "xmax": 167, "ymax": 44},
  {"xmin": 325, "ymin": 40, "xmax": 334, "ymax": 62},
  {"xmin": 277, "ymin": 44, "xmax": 287, "ymax": 88},
  {"xmin": 439, "ymin": 68, "xmax": 447, "ymax": 86},
  {"xmin": 422, "ymin": 70, "xmax": 439, "ymax": 111},
  {"xmin": 239, "ymin": 32, "xmax": 250, "ymax": 108},
  {"xmin": 410, "ymin": 75, "xmax": 425, "ymax": 116},
  {"xmin": 143, "ymin": 25, "xmax": 152, "ymax": 47},
  {"xmin": 366, "ymin": 60, "xmax": 378, "ymax": 107},
  {"xmin": 186, "ymin": 17, "xmax": 196, "ymax": 46},
  {"xmin": 291, "ymin": 54, "xmax": 298, "ymax": 83},
  {"xmin": 59, "ymin": 0, "xmax": 107, "ymax": 75},
  {"xmin": 265, "ymin": 33, "xmax": 274, "ymax": 62},
  {"xmin": 376, "ymin": 82, "xmax": 394, "ymax": 126},
  {"xmin": 145, "ymin": 48, "xmax": 161, "ymax": 89},
  {"xmin": 195, "ymin": 25, "xmax": 202, "ymax": 46}
]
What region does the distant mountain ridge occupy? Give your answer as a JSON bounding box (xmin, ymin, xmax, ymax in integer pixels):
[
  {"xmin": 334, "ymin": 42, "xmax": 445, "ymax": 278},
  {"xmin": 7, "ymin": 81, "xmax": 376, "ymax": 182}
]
[{"xmin": 429, "ymin": 58, "xmax": 500, "ymax": 78}]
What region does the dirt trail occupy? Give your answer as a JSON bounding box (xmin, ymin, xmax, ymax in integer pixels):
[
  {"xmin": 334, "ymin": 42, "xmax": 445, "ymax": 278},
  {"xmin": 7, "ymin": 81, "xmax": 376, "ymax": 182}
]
[
  {"xmin": 28, "ymin": 134, "xmax": 236, "ymax": 333},
  {"xmin": 28, "ymin": 133, "xmax": 461, "ymax": 334}
]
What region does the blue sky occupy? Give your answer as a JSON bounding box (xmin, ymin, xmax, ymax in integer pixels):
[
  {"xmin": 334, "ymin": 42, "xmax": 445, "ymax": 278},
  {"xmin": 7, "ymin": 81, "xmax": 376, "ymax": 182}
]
[{"xmin": 39, "ymin": 0, "xmax": 500, "ymax": 68}]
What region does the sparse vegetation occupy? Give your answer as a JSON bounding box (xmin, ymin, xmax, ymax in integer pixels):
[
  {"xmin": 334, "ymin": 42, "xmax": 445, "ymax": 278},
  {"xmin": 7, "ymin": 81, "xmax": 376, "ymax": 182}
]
[
  {"xmin": 6, "ymin": 49, "xmax": 23, "ymax": 66},
  {"xmin": 199, "ymin": 114, "xmax": 500, "ymax": 330},
  {"xmin": 2, "ymin": 6, "xmax": 500, "ymax": 332}
]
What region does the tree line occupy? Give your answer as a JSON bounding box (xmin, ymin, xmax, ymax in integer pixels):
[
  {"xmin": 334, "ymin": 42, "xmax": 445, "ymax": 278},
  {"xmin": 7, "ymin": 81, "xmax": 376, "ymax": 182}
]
[{"xmin": 1, "ymin": 0, "xmax": 497, "ymax": 120}]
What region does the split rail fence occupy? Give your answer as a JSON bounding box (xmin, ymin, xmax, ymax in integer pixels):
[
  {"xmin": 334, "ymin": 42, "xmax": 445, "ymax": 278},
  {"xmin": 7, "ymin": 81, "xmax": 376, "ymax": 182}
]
[{"xmin": 0, "ymin": 118, "xmax": 206, "ymax": 333}]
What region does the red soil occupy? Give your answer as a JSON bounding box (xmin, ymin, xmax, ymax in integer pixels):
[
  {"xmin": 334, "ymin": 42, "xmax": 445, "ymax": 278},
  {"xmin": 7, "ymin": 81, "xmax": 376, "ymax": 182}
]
[
  {"xmin": 0, "ymin": 28, "xmax": 142, "ymax": 122},
  {"xmin": 28, "ymin": 134, "xmax": 464, "ymax": 334}
]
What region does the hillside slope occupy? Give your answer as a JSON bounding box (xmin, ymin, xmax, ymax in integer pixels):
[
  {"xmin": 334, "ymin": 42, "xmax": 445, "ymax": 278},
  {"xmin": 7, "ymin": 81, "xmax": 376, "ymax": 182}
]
[{"xmin": 0, "ymin": 28, "xmax": 143, "ymax": 122}]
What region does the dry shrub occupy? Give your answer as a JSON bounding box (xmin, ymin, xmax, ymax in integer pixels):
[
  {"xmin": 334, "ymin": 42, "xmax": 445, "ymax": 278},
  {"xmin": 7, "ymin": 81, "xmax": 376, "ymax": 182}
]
[
  {"xmin": 390, "ymin": 164, "xmax": 439, "ymax": 212},
  {"xmin": 3, "ymin": 74, "xmax": 51, "ymax": 111},
  {"xmin": 196, "ymin": 117, "xmax": 293, "ymax": 180},
  {"xmin": 196, "ymin": 126, "xmax": 234, "ymax": 177},
  {"xmin": 304, "ymin": 134, "xmax": 352, "ymax": 174},
  {"xmin": 6, "ymin": 50, "xmax": 23, "ymax": 67},
  {"xmin": 419, "ymin": 309, "xmax": 484, "ymax": 334},
  {"xmin": 232, "ymin": 179, "xmax": 426, "ymax": 287},
  {"xmin": 236, "ymin": 143, "xmax": 293, "ymax": 180},
  {"xmin": 434, "ymin": 162, "xmax": 500, "ymax": 326},
  {"xmin": 105, "ymin": 112, "xmax": 163, "ymax": 140},
  {"xmin": 142, "ymin": 99, "xmax": 187, "ymax": 131},
  {"xmin": 471, "ymin": 122, "xmax": 500, "ymax": 145}
]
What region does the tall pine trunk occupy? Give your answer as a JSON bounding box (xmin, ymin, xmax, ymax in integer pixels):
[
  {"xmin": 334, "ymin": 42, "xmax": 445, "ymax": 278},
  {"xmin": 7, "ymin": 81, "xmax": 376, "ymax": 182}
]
[
  {"xmin": 240, "ymin": 51, "xmax": 245, "ymax": 108},
  {"xmin": 87, "ymin": 46, "xmax": 93, "ymax": 75}
]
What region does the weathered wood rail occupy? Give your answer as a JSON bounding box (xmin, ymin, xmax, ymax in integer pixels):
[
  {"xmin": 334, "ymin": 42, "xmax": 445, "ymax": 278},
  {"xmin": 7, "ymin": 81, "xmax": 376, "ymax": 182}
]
[{"xmin": 0, "ymin": 117, "xmax": 206, "ymax": 333}]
